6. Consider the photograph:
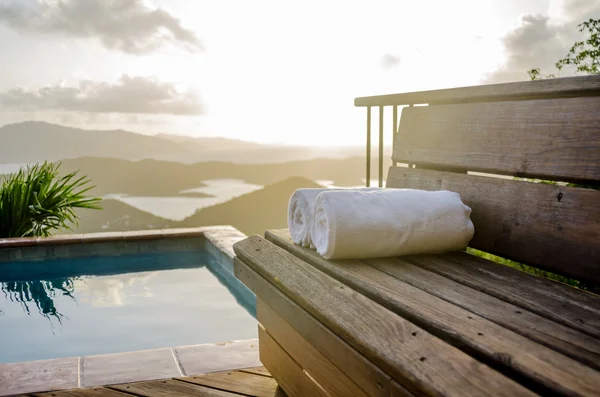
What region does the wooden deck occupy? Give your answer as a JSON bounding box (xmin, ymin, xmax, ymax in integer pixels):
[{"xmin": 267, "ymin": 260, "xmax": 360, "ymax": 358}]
[
  {"xmin": 234, "ymin": 230, "xmax": 600, "ymax": 396},
  {"xmin": 22, "ymin": 367, "xmax": 285, "ymax": 397}
]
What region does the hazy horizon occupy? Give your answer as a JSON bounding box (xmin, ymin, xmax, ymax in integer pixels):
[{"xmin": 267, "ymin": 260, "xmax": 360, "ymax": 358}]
[{"xmin": 1, "ymin": 0, "xmax": 598, "ymax": 147}]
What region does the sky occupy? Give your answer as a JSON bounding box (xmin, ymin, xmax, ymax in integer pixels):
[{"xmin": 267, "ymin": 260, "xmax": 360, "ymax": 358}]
[{"xmin": 0, "ymin": 0, "xmax": 598, "ymax": 146}]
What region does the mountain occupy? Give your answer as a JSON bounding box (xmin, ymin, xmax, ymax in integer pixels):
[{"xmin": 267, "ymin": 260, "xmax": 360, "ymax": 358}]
[
  {"xmin": 56, "ymin": 155, "xmax": 392, "ymax": 196},
  {"xmin": 0, "ymin": 121, "xmax": 367, "ymax": 164},
  {"xmin": 0, "ymin": 121, "xmax": 204, "ymax": 163},
  {"xmin": 155, "ymin": 133, "xmax": 264, "ymax": 151},
  {"xmin": 60, "ymin": 199, "xmax": 174, "ymax": 234},
  {"xmin": 177, "ymin": 177, "xmax": 322, "ymax": 236}
]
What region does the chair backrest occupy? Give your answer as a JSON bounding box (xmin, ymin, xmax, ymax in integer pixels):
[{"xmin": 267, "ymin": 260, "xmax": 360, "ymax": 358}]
[{"xmin": 355, "ymin": 75, "xmax": 600, "ymax": 285}]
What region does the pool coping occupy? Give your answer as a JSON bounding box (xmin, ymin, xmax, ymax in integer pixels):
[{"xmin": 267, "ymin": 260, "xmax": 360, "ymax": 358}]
[
  {"xmin": 0, "ymin": 226, "xmax": 260, "ymax": 397},
  {"xmin": 0, "ymin": 339, "xmax": 261, "ymax": 396}
]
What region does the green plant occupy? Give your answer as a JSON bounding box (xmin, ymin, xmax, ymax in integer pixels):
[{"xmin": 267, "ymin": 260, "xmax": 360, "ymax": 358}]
[
  {"xmin": 0, "ymin": 161, "xmax": 101, "ymax": 238},
  {"xmin": 528, "ymin": 18, "xmax": 600, "ymax": 80}
]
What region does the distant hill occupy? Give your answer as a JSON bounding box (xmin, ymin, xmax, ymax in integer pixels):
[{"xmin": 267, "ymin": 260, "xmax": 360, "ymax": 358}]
[
  {"xmin": 57, "ymin": 155, "xmax": 393, "ymax": 196},
  {"xmin": 0, "ymin": 121, "xmax": 367, "ymax": 164},
  {"xmin": 155, "ymin": 133, "xmax": 265, "ymax": 151},
  {"xmin": 177, "ymin": 177, "xmax": 322, "ymax": 236},
  {"xmin": 0, "ymin": 121, "xmax": 202, "ymax": 163},
  {"xmin": 60, "ymin": 199, "xmax": 174, "ymax": 234}
]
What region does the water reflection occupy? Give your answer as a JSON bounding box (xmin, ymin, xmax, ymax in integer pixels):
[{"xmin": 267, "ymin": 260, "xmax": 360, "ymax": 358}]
[{"xmin": 1, "ymin": 278, "xmax": 77, "ymax": 323}]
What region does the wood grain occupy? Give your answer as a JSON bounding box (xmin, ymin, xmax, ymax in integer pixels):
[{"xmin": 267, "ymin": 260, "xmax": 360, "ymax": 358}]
[
  {"xmin": 258, "ymin": 298, "xmax": 371, "ymax": 397},
  {"xmin": 392, "ymin": 97, "xmax": 600, "ymax": 183},
  {"xmin": 380, "ymin": 257, "xmax": 600, "ymax": 368},
  {"xmin": 355, "ymin": 74, "xmax": 600, "ymax": 106},
  {"xmin": 239, "ymin": 367, "xmax": 273, "ymax": 378},
  {"xmin": 264, "ymin": 230, "xmax": 600, "ymax": 397},
  {"xmin": 391, "ymin": 380, "xmax": 419, "ymax": 397},
  {"xmin": 266, "ymin": 230, "xmax": 600, "ymax": 369},
  {"xmin": 386, "ymin": 166, "xmax": 600, "ymax": 284},
  {"xmin": 32, "ymin": 388, "xmax": 130, "ymax": 396},
  {"xmin": 259, "ymin": 328, "xmax": 329, "ymax": 397},
  {"xmin": 405, "ymin": 251, "xmax": 600, "ymax": 339},
  {"xmin": 180, "ymin": 370, "xmax": 278, "ymax": 397},
  {"xmin": 234, "ymin": 236, "xmax": 537, "ymax": 397},
  {"xmin": 109, "ymin": 378, "xmax": 241, "ymax": 396},
  {"xmin": 234, "ymin": 257, "xmax": 391, "ymax": 397}
]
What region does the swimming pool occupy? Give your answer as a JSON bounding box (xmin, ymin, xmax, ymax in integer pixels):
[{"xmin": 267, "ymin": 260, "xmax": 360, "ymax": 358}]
[{"xmin": 0, "ymin": 234, "xmax": 257, "ymax": 365}]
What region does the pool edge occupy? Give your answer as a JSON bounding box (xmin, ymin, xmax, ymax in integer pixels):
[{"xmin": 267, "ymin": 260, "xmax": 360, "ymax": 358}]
[{"xmin": 0, "ymin": 226, "xmax": 262, "ymax": 397}]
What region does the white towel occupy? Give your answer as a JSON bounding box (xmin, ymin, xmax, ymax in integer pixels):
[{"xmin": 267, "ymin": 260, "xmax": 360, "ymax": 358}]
[
  {"xmin": 288, "ymin": 187, "xmax": 379, "ymax": 247},
  {"xmin": 311, "ymin": 188, "xmax": 474, "ymax": 259}
]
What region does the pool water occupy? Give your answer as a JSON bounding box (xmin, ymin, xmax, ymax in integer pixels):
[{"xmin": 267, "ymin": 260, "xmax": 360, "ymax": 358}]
[{"xmin": 0, "ymin": 250, "xmax": 257, "ymax": 364}]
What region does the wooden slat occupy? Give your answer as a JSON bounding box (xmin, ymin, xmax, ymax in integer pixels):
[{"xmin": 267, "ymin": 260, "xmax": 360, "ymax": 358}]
[
  {"xmin": 386, "ymin": 166, "xmax": 600, "ymax": 284},
  {"xmin": 234, "ymin": 257, "xmax": 391, "ymax": 397},
  {"xmin": 179, "ymin": 370, "xmax": 278, "ymax": 397},
  {"xmin": 405, "ymin": 251, "xmax": 600, "ymax": 339},
  {"xmin": 234, "ymin": 236, "xmax": 537, "ymax": 397},
  {"xmin": 265, "ymin": 230, "xmax": 600, "ymax": 369},
  {"xmin": 392, "ymin": 97, "xmax": 600, "ymax": 183},
  {"xmin": 265, "ymin": 230, "xmax": 600, "ymax": 397},
  {"xmin": 109, "ymin": 378, "xmax": 241, "ymax": 396},
  {"xmin": 239, "ymin": 367, "xmax": 273, "ymax": 377},
  {"xmin": 259, "ymin": 327, "xmax": 329, "ymax": 397},
  {"xmin": 258, "ymin": 298, "xmax": 371, "ymax": 397},
  {"xmin": 391, "ymin": 380, "xmax": 418, "ymax": 397},
  {"xmin": 355, "ymin": 74, "xmax": 600, "ymax": 106},
  {"xmin": 369, "ymin": 257, "xmax": 600, "ymax": 369},
  {"xmin": 31, "ymin": 387, "xmax": 130, "ymax": 396}
]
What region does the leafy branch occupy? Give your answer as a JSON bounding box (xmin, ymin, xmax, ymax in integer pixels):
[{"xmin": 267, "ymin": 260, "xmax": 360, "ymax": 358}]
[
  {"xmin": 0, "ymin": 161, "xmax": 102, "ymax": 238},
  {"xmin": 528, "ymin": 18, "xmax": 600, "ymax": 80}
]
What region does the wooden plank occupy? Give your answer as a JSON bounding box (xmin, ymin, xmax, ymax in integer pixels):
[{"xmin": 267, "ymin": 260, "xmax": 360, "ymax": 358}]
[
  {"xmin": 264, "ymin": 230, "xmax": 600, "ymax": 397},
  {"xmin": 239, "ymin": 367, "xmax": 273, "ymax": 377},
  {"xmin": 366, "ymin": 256, "xmax": 600, "ymax": 369},
  {"xmin": 386, "ymin": 166, "xmax": 600, "ymax": 284},
  {"xmin": 31, "ymin": 387, "xmax": 130, "ymax": 396},
  {"xmin": 354, "ymin": 74, "xmax": 600, "ymax": 106},
  {"xmin": 234, "ymin": 257, "xmax": 391, "ymax": 397},
  {"xmin": 259, "ymin": 327, "xmax": 329, "ymax": 397},
  {"xmin": 179, "ymin": 370, "xmax": 278, "ymax": 397},
  {"xmin": 265, "ymin": 229, "xmax": 600, "ymax": 369},
  {"xmin": 234, "ymin": 236, "xmax": 537, "ymax": 397},
  {"xmin": 258, "ymin": 298, "xmax": 371, "ymax": 397},
  {"xmin": 391, "ymin": 380, "xmax": 418, "ymax": 397},
  {"xmin": 405, "ymin": 251, "xmax": 600, "ymax": 339},
  {"xmin": 392, "ymin": 97, "xmax": 600, "ymax": 183},
  {"xmin": 109, "ymin": 378, "xmax": 242, "ymax": 396}
]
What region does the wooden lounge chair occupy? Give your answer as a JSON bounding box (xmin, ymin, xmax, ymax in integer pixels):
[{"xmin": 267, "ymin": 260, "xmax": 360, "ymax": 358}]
[{"xmin": 233, "ymin": 75, "xmax": 600, "ymax": 397}]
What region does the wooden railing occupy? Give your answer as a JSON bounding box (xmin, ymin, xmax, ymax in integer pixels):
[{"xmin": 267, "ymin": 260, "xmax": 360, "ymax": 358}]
[{"xmin": 353, "ymin": 74, "xmax": 600, "ymax": 187}]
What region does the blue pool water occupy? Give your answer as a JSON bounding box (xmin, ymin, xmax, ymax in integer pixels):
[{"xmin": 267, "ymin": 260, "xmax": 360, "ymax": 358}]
[{"xmin": 0, "ymin": 250, "xmax": 257, "ymax": 364}]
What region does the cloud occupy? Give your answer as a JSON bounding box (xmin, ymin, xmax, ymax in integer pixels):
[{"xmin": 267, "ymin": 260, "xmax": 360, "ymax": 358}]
[
  {"xmin": 0, "ymin": 75, "xmax": 203, "ymax": 115},
  {"xmin": 484, "ymin": 0, "xmax": 600, "ymax": 83},
  {"xmin": 381, "ymin": 53, "xmax": 402, "ymax": 69},
  {"xmin": 0, "ymin": 0, "xmax": 202, "ymax": 54}
]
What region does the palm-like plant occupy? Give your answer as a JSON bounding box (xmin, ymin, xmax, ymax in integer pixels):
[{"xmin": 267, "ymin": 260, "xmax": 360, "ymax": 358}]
[{"xmin": 0, "ymin": 161, "xmax": 101, "ymax": 238}]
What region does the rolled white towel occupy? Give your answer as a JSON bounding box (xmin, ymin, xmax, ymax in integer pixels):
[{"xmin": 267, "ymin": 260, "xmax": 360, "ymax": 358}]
[
  {"xmin": 288, "ymin": 187, "xmax": 380, "ymax": 247},
  {"xmin": 288, "ymin": 188, "xmax": 331, "ymax": 247},
  {"xmin": 312, "ymin": 188, "xmax": 474, "ymax": 259}
]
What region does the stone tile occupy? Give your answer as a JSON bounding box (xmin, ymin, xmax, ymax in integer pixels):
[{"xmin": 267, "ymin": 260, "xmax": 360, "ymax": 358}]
[
  {"xmin": 122, "ymin": 229, "xmax": 165, "ymax": 241},
  {"xmin": 0, "ymin": 237, "xmax": 38, "ymax": 248},
  {"xmin": 81, "ymin": 232, "xmax": 125, "ymax": 243},
  {"xmin": 204, "ymin": 228, "xmax": 247, "ymax": 262},
  {"xmin": 162, "ymin": 226, "xmax": 236, "ymax": 238},
  {"xmin": 175, "ymin": 339, "xmax": 260, "ymax": 376},
  {"xmin": 37, "ymin": 234, "xmax": 84, "ymax": 246},
  {"xmin": 81, "ymin": 348, "xmax": 180, "ymax": 387},
  {"xmin": 0, "ymin": 357, "xmax": 78, "ymax": 396}
]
